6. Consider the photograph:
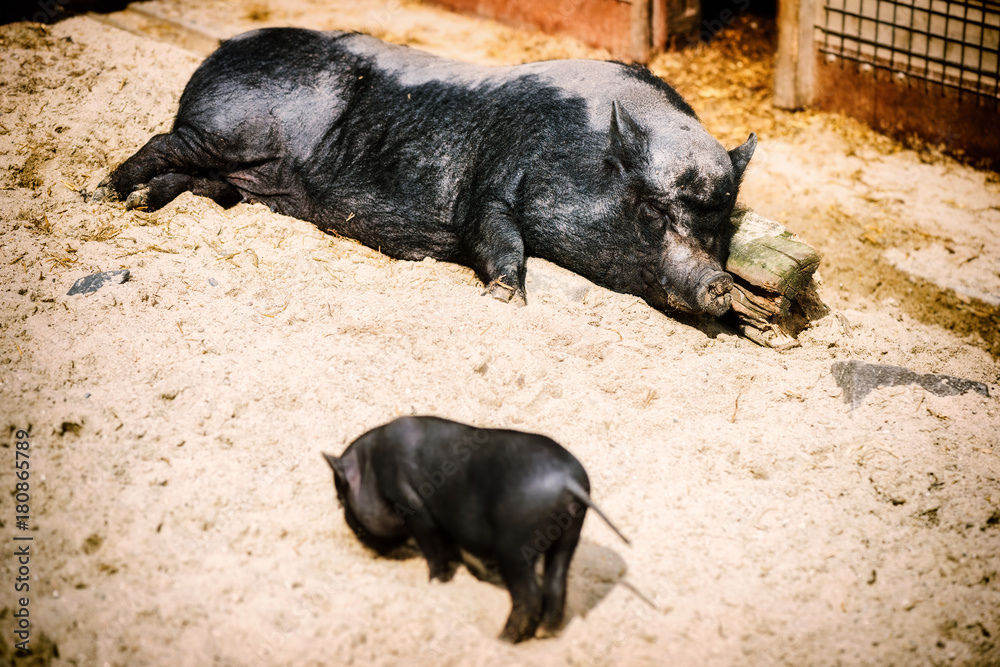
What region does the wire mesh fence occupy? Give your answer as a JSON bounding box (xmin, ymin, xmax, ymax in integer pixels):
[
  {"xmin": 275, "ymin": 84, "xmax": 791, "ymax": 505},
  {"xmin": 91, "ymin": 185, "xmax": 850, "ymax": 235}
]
[{"xmin": 818, "ymin": 0, "xmax": 1000, "ymax": 106}]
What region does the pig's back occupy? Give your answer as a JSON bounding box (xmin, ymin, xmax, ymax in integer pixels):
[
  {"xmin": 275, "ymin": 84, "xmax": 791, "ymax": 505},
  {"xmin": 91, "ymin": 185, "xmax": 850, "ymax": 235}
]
[{"xmin": 174, "ymin": 28, "xmax": 358, "ymax": 164}]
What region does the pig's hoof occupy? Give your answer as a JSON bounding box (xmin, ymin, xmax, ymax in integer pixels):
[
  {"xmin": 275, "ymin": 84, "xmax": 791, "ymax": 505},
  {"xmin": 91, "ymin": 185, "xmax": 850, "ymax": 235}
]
[
  {"xmin": 124, "ymin": 187, "xmax": 150, "ymax": 211},
  {"xmin": 88, "ymin": 186, "xmax": 115, "ymax": 203},
  {"xmin": 483, "ymin": 279, "xmax": 527, "ymax": 307}
]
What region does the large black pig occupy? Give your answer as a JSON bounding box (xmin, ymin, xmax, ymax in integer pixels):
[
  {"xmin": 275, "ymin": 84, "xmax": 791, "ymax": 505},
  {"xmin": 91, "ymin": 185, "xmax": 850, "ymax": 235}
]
[
  {"xmin": 322, "ymin": 416, "xmax": 629, "ymax": 643},
  {"xmin": 94, "ymin": 28, "xmax": 756, "ymax": 316}
]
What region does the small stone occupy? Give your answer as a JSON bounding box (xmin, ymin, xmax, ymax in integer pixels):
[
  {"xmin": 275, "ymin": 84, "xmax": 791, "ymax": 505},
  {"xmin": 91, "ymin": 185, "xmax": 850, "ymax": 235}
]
[
  {"xmin": 208, "ymin": 277, "xmax": 218, "ymax": 286},
  {"xmin": 67, "ymin": 269, "xmax": 130, "ymax": 296},
  {"xmin": 832, "ymin": 359, "xmax": 989, "ymax": 409}
]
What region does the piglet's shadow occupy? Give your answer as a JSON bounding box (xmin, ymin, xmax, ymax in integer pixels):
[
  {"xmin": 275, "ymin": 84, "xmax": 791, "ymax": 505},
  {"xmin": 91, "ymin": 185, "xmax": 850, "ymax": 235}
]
[
  {"xmin": 560, "ymin": 540, "xmax": 629, "ymax": 624},
  {"xmin": 461, "ymin": 540, "xmax": 629, "ymax": 627},
  {"xmin": 378, "ymin": 539, "xmax": 628, "ymax": 628}
]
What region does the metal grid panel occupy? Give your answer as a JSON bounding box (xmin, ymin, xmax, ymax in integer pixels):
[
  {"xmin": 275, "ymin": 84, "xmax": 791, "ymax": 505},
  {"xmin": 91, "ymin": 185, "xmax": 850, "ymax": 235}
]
[{"xmin": 819, "ymin": 0, "xmax": 1000, "ymax": 104}]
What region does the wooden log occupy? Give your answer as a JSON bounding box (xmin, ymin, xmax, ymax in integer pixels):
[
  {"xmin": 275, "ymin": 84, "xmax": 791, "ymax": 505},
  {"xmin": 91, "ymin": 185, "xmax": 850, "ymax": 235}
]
[
  {"xmin": 730, "ymin": 282, "xmax": 786, "ymax": 325},
  {"xmin": 738, "ymin": 321, "xmax": 802, "ymax": 351},
  {"xmin": 727, "ymin": 204, "xmax": 820, "ymax": 299},
  {"xmin": 725, "ymin": 205, "xmax": 829, "ymax": 348}
]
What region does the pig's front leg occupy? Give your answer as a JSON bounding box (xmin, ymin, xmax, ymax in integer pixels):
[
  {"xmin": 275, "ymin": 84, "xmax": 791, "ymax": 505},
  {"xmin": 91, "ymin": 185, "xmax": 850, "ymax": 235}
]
[
  {"xmin": 92, "ymin": 133, "xmax": 178, "ymax": 203},
  {"xmin": 92, "ymin": 129, "xmax": 244, "ymax": 211},
  {"xmin": 464, "ymin": 203, "xmax": 528, "ymax": 306},
  {"xmin": 125, "ymin": 173, "xmax": 243, "ymax": 211}
]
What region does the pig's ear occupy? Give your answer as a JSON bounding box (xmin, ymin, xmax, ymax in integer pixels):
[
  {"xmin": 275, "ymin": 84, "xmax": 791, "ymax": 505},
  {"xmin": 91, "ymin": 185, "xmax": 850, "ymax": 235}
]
[
  {"xmin": 607, "ymin": 101, "xmax": 647, "ymax": 176},
  {"xmin": 323, "ymin": 452, "xmax": 359, "ymax": 489},
  {"xmin": 729, "ymin": 132, "xmax": 757, "ymax": 181}
]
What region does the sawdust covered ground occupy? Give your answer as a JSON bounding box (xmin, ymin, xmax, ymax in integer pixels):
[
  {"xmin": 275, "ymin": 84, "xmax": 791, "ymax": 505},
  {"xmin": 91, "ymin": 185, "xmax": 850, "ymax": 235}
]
[{"xmin": 1, "ymin": 2, "xmax": 998, "ymax": 666}]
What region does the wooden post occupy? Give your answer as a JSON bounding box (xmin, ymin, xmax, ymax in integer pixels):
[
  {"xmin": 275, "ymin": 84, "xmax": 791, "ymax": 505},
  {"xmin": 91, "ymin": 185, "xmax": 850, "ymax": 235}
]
[
  {"xmin": 774, "ymin": 0, "xmax": 818, "ymax": 109},
  {"xmin": 652, "ymin": 0, "xmax": 668, "ymax": 52},
  {"xmin": 631, "ymin": 0, "xmax": 652, "ymax": 63}
]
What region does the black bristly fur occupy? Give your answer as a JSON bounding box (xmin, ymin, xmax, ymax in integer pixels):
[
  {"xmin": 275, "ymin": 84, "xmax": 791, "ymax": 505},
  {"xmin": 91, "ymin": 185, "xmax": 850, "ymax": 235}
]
[
  {"xmin": 322, "ymin": 416, "xmax": 629, "ymax": 643},
  {"xmin": 100, "ymin": 27, "xmax": 755, "ymax": 315}
]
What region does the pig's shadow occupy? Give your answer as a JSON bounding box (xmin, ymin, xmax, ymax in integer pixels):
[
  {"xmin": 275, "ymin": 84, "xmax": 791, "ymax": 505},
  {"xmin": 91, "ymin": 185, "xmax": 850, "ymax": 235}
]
[{"xmin": 669, "ymin": 310, "xmax": 734, "ymax": 339}]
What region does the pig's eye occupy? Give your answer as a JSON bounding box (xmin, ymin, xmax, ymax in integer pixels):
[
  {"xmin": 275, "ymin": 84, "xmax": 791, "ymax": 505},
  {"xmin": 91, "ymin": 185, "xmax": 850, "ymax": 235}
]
[{"xmin": 638, "ymin": 202, "xmax": 664, "ymax": 225}]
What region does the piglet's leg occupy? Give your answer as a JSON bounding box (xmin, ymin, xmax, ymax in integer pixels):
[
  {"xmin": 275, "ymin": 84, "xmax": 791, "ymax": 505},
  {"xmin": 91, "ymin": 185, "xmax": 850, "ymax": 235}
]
[
  {"xmin": 537, "ymin": 535, "xmax": 580, "ymax": 637},
  {"xmin": 497, "ymin": 552, "xmax": 543, "ymax": 643},
  {"xmin": 407, "ymin": 518, "xmax": 460, "ymax": 582}
]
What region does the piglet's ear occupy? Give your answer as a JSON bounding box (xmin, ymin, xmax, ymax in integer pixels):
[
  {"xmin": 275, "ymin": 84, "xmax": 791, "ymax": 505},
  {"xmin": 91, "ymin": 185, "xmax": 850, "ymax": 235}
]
[
  {"xmin": 607, "ymin": 101, "xmax": 647, "ymax": 175},
  {"xmin": 323, "ymin": 451, "xmax": 360, "ymax": 489},
  {"xmin": 323, "ymin": 452, "xmax": 342, "ymax": 476},
  {"xmin": 729, "ymin": 132, "xmax": 757, "ymax": 181}
]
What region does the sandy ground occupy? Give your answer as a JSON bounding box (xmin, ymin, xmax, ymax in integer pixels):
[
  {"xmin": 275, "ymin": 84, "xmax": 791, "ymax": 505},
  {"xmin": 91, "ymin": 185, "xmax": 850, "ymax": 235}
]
[{"xmin": 1, "ymin": 2, "xmax": 999, "ymax": 665}]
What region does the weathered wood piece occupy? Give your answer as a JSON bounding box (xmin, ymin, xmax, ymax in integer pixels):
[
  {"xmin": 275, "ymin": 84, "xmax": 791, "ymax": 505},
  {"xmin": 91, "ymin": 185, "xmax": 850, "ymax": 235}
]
[
  {"xmin": 726, "ymin": 205, "xmax": 829, "ymax": 348},
  {"xmin": 727, "ymin": 205, "xmax": 820, "ymax": 297}
]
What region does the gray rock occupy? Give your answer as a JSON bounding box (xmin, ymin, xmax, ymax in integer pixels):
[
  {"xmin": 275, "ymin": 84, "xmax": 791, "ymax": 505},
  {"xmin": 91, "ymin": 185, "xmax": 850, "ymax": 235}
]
[
  {"xmin": 67, "ymin": 269, "xmax": 130, "ymax": 296},
  {"xmin": 832, "ymin": 359, "xmax": 989, "ymax": 409}
]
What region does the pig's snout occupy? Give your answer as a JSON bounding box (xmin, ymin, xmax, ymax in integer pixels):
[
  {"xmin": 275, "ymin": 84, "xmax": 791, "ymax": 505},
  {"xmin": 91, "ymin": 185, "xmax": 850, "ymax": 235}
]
[
  {"xmin": 659, "ymin": 262, "xmax": 733, "ymax": 316},
  {"xmin": 694, "ymin": 270, "xmax": 733, "ymax": 317}
]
